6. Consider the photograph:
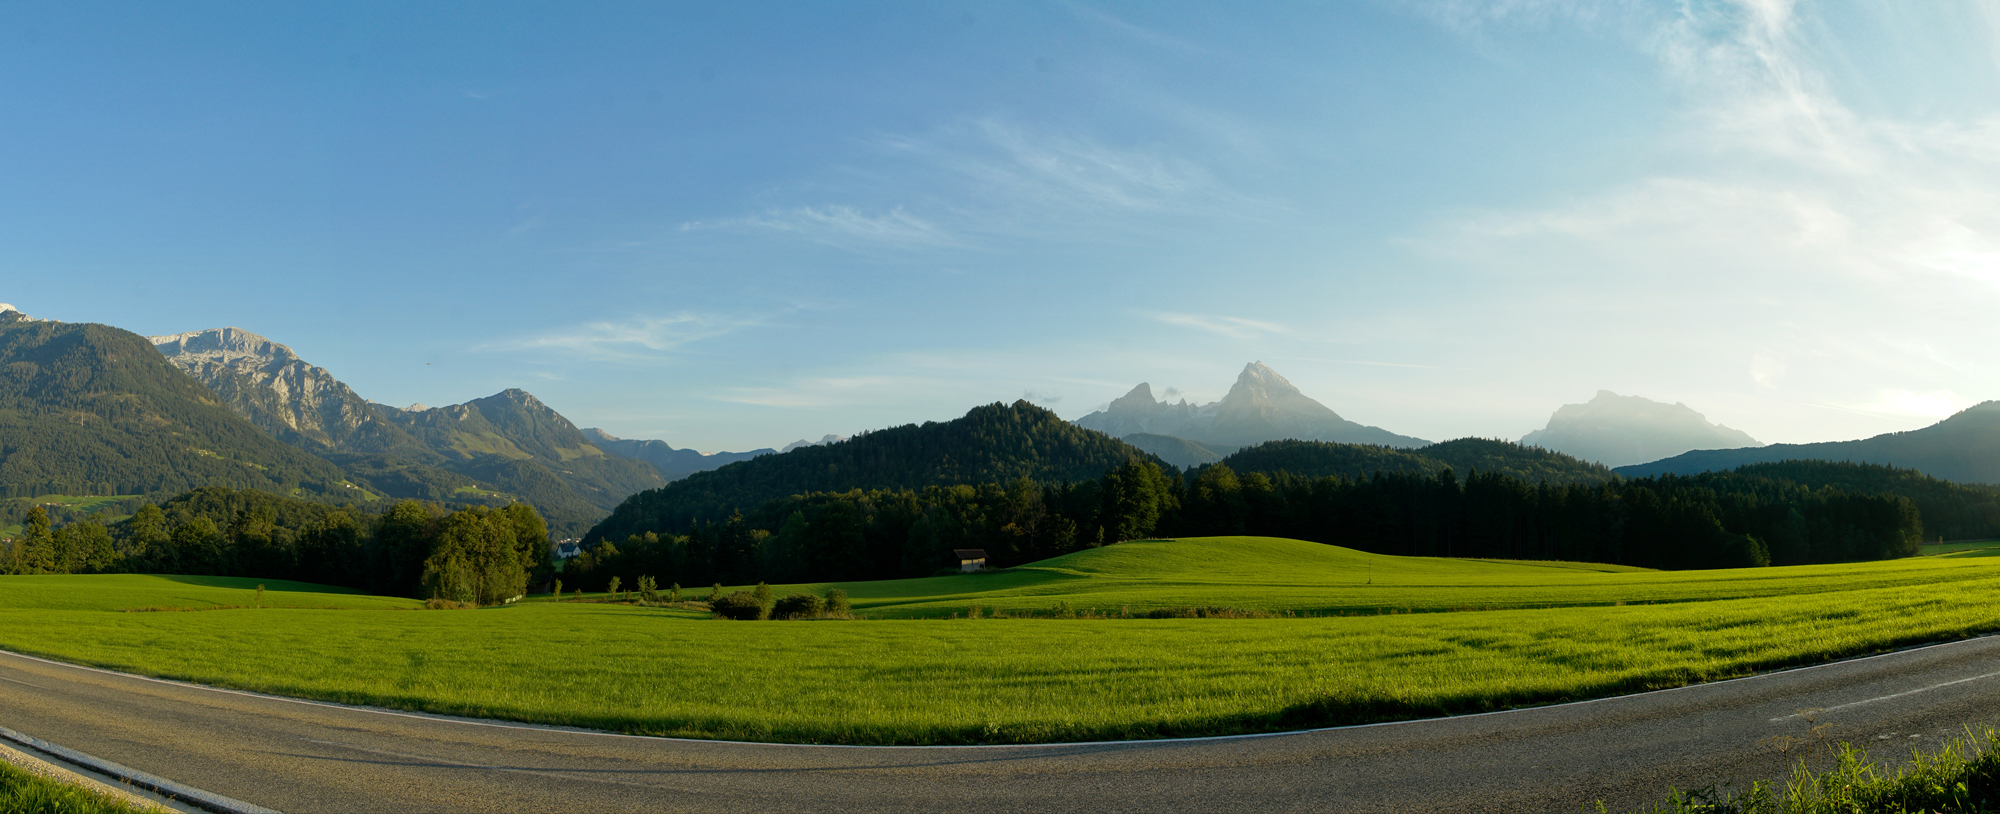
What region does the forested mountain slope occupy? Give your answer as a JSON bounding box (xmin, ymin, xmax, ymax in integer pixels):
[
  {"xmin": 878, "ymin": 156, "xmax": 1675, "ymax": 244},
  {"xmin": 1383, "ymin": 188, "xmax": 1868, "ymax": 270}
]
[
  {"xmin": 376, "ymin": 389, "xmax": 664, "ymax": 514},
  {"xmin": 584, "ymin": 400, "xmax": 1166, "ymax": 544},
  {"xmin": 1615, "ymin": 402, "xmax": 2000, "ymax": 484},
  {"xmin": 0, "ymin": 312, "xmax": 354, "ymax": 499},
  {"xmin": 1217, "ymin": 437, "xmax": 1616, "ymax": 486}
]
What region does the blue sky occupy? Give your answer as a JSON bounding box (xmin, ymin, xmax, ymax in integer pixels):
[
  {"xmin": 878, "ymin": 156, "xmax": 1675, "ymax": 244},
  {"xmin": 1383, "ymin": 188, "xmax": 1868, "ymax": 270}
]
[{"xmin": 8, "ymin": 1, "xmax": 2000, "ymax": 451}]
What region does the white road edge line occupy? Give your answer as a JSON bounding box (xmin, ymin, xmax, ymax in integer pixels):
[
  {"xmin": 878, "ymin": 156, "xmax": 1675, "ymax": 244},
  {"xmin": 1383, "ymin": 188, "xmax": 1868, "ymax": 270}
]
[
  {"xmin": 4, "ymin": 634, "xmax": 1995, "ymax": 751},
  {"xmin": 1768, "ymin": 669, "xmax": 2000, "ymax": 722},
  {"xmin": 0, "ymin": 725, "xmax": 282, "ymax": 814}
]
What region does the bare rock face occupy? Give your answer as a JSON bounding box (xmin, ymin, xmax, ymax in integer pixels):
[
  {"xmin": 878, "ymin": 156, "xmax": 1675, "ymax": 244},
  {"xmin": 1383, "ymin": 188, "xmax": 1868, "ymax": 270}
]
[
  {"xmin": 150, "ymin": 327, "xmax": 432, "ymax": 459},
  {"xmin": 1075, "ymin": 362, "xmax": 1428, "ymax": 449},
  {"xmin": 1521, "ymin": 390, "xmax": 1762, "ymax": 467}
]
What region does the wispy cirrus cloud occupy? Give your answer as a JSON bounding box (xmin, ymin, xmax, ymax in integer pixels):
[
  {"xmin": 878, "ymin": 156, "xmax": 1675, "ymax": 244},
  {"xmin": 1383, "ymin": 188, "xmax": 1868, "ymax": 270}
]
[
  {"xmin": 1148, "ymin": 312, "xmax": 1291, "ymax": 340},
  {"xmin": 1065, "ymin": 4, "xmax": 1212, "ymax": 56},
  {"xmin": 487, "ymin": 311, "xmax": 773, "ymax": 362},
  {"xmin": 885, "ymin": 116, "xmax": 1231, "ymax": 220},
  {"xmin": 1395, "ymin": 0, "xmax": 2000, "ymax": 443},
  {"xmin": 679, "ymin": 205, "xmax": 953, "ymax": 250},
  {"xmin": 1853, "ymin": 389, "xmax": 1975, "ymax": 420}
]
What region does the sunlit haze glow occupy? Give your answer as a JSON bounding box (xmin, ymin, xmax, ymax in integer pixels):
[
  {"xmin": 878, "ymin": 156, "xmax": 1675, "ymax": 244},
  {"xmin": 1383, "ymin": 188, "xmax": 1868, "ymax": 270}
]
[{"xmin": 7, "ymin": 2, "xmax": 1998, "ymax": 451}]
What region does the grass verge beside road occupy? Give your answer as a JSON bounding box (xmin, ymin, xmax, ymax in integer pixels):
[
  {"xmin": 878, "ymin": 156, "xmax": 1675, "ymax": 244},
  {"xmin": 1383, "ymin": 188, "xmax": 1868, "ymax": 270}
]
[{"xmin": 0, "ymin": 754, "xmax": 157, "ymax": 814}]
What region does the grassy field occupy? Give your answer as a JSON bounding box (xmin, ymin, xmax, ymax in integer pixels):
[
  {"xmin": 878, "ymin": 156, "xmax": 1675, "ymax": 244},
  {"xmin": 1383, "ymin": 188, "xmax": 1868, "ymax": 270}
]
[
  {"xmin": 5, "ymin": 538, "xmax": 2000, "ymax": 745},
  {"xmin": 706, "ymin": 536, "xmax": 2000, "ymax": 619},
  {"xmin": 1920, "ymin": 538, "xmax": 2000, "ymax": 557}
]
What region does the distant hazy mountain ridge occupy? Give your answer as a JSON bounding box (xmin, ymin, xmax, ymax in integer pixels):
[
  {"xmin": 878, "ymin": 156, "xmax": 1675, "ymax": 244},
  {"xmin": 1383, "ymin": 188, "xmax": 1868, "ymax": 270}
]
[
  {"xmin": 581, "ymin": 428, "xmax": 776, "ymax": 481},
  {"xmin": 781, "ymin": 434, "xmax": 850, "ymax": 453},
  {"xmin": 1617, "ymin": 401, "xmax": 2000, "ymax": 484},
  {"xmin": 1520, "ymin": 390, "xmax": 1761, "ymax": 467},
  {"xmin": 1120, "ymin": 433, "xmax": 1236, "ymax": 469},
  {"xmin": 1076, "ymin": 362, "xmax": 1429, "ymax": 449}
]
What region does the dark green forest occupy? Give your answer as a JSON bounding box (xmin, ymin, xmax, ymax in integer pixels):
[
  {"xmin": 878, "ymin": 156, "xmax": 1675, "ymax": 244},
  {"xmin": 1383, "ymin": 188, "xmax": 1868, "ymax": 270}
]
[
  {"xmin": 0, "ymin": 487, "xmax": 550, "ymax": 605},
  {"xmin": 1221, "ymin": 438, "xmax": 1616, "ymax": 486}
]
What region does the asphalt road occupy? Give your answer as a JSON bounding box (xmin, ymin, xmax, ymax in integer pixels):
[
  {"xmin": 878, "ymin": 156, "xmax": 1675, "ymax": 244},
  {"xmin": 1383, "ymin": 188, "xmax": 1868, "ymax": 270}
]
[{"xmin": 6, "ymin": 638, "xmax": 2000, "ymax": 814}]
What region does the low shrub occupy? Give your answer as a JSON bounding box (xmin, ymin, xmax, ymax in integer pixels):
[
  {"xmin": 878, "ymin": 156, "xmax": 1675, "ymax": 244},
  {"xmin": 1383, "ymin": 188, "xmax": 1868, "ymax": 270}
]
[
  {"xmin": 772, "ymin": 594, "xmax": 826, "ymax": 620},
  {"xmin": 424, "ymin": 597, "xmax": 478, "ymax": 610},
  {"xmin": 1142, "ymin": 606, "xmax": 1274, "ymax": 619},
  {"xmin": 711, "ymin": 591, "xmax": 765, "ymax": 620},
  {"xmin": 826, "ymin": 588, "xmax": 851, "ymax": 617}
]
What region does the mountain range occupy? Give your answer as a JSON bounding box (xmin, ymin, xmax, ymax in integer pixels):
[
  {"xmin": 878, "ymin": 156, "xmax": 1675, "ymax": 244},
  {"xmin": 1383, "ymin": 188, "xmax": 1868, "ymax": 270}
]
[
  {"xmin": 149, "ymin": 327, "xmax": 805, "ymax": 535},
  {"xmin": 9, "ymin": 300, "xmax": 2000, "ymax": 547},
  {"xmin": 1076, "ymin": 362, "xmax": 1429, "ymax": 451},
  {"xmin": 0, "ymin": 310, "xmax": 356, "ymax": 500},
  {"xmin": 579, "ymin": 429, "xmax": 775, "ymax": 481},
  {"xmin": 1616, "ymin": 401, "xmax": 2000, "ymax": 483},
  {"xmin": 1520, "ymin": 390, "xmax": 1763, "ymax": 468}
]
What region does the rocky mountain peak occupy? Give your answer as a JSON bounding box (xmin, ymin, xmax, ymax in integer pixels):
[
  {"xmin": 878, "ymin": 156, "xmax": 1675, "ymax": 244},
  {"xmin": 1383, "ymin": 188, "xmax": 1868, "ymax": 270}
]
[
  {"xmin": 150, "ymin": 327, "xmax": 302, "ymax": 369},
  {"xmin": 0, "ymin": 304, "xmax": 39, "ymax": 323},
  {"xmin": 1220, "ymin": 361, "xmax": 1304, "ymax": 410},
  {"xmin": 1075, "ymin": 361, "xmax": 1426, "ymax": 448}
]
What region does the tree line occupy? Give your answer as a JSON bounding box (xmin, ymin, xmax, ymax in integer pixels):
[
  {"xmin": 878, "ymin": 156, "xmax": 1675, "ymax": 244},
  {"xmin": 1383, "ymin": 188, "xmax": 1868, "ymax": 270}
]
[
  {"xmin": 565, "ymin": 457, "xmax": 1946, "ymax": 591},
  {"xmin": 0, "ymin": 486, "xmax": 551, "ymax": 605}
]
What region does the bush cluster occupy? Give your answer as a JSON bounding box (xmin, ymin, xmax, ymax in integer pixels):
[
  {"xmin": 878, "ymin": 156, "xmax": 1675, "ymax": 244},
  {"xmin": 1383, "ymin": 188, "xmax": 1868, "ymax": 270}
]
[
  {"xmin": 710, "ymin": 591, "xmax": 764, "ymax": 621},
  {"xmin": 709, "ymin": 586, "xmax": 852, "ymax": 621}
]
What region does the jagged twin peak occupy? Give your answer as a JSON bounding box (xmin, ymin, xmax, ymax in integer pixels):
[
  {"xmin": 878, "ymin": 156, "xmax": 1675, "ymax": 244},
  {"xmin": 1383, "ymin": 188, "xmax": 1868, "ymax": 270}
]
[
  {"xmin": 1519, "ymin": 390, "xmax": 1761, "ymax": 468},
  {"xmin": 1076, "ymin": 361, "xmax": 1429, "ymax": 448}
]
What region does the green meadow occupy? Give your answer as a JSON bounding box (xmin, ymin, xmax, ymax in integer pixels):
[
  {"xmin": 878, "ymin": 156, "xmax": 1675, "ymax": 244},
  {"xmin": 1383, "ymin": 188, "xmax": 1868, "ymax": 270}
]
[{"xmin": 5, "ymin": 537, "xmax": 2000, "ymax": 745}]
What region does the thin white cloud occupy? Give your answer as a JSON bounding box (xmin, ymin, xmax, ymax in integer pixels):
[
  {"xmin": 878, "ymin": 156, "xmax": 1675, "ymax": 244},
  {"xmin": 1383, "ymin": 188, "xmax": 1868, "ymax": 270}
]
[
  {"xmin": 489, "ymin": 312, "xmax": 769, "ymax": 362},
  {"xmin": 871, "ymin": 115, "xmax": 1273, "ymax": 234},
  {"xmin": 1066, "ymin": 5, "xmax": 1211, "ymax": 56},
  {"xmin": 1149, "ymin": 312, "xmax": 1292, "ymax": 340},
  {"xmin": 680, "ymin": 205, "xmax": 952, "ymax": 250},
  {"xmin": 711, "ymin": 375, "xmax": 903, "ymax": 409},
  {"xmin": 1390, "ymin": 0, "xmax": 2000, "ymax": 444}
]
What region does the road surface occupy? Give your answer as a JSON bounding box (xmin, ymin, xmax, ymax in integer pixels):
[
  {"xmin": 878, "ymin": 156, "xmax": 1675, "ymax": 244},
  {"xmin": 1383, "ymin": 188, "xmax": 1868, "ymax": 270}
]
[{"xmin": 5, "ymin": 638, "xmax": 2000, "ymax": 813}]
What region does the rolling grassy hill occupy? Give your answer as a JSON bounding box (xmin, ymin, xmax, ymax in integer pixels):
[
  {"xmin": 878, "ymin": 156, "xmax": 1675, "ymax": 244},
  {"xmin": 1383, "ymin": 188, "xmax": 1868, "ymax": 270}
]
[{"xmin": 762, "ymin": 536, "xmax": 2000, "ymax": 618}]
